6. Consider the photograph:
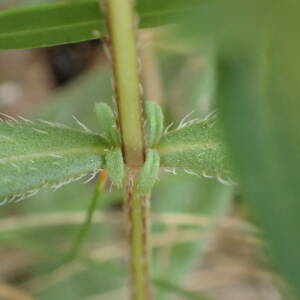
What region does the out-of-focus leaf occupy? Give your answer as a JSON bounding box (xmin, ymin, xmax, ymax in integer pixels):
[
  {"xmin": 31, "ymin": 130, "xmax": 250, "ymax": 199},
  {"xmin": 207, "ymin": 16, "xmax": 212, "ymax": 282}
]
[
  {"xmin": 0, "ymin": 121, "xmax": 108, "ymax": 202},
  {"xmin": 152, "ymin": 174, "xmax": 233, "ymax": 300},
  {"xmin": 35, "ymin": 261, "xmax": 126, "ymax": 300},
  {"xmin": 95, "ymin": 102, "xmax": 120, "ymax": 146},
  {"xmin": 0, "ymin": 0, "xmax": 205, "ymax": 50},
  {"xmin": 156, "ymin": 117, "xmax": 233, "ymax": 183},
  {"xmin": 155, "ymin": 30, "xmax": 216, "ymax": 120},
  {"xmin": 153, "ymin": 278, "xmax": 214, "ymax": 300},
  {"xmin": 217, "ymin": 2, "xmax": 300, "ymax": 294},
  {"xmin": 180, "ymin": 0, "xmax": 269, "ymax": 44},
  {"xmin": 31, "ymin": 68, "xmax": 112, "ymax": 131}
]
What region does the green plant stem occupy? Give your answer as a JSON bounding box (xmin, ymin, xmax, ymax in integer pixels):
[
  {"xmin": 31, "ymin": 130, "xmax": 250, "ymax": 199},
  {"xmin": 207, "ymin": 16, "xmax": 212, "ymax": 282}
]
[
  {"xmin": 125, "ymin": 190, "xmax": 151, "ymax": 300},
  {"xmin": 65, "ymin": 170, "xmax": 108, "ymax": 262},
  {"xmin": 104, "ymin": 1, "xmax": 150, "ymax": 299},
  {"xmin": 105, "ymin": 0, "xmax": 144, "ymax": 167}
]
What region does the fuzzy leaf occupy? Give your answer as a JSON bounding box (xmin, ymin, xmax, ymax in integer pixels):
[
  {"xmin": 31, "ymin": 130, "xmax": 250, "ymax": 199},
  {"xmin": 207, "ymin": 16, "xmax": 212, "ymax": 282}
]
[
  {"xmin": 156, "ymin": 117, "xmax": 233, "ymax": 183},
  {"xmin": 145, "ymin": 101, "xmax": 164, "ymax": 147},
  {"xmin": 137, "ymin": 149, "xmax": 160, "ymax": 194},
  {"xmin": 105, "ymin": 147, "xmax": 124, "ymax": 188},
  {"xmin": 0, "ymin": 0, "xmax": 204, "ymax": 50},
  {"xmin": 0, "ymin": 120, "xmax": 108, "ymax": 203},
  {"xmin": 95, "ymin": 102, "xmax": 120, "ymax": 146}
]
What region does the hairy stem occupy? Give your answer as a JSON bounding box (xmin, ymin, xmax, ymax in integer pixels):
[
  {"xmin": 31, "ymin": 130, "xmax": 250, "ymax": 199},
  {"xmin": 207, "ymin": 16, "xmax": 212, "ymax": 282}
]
[
  {"xmin": 125, "ymin": 189, "xmax": 151, "ymax": 300},
  {"xmin": 103, "ymin": 0, "xmax": 150, "ymax": 300}
]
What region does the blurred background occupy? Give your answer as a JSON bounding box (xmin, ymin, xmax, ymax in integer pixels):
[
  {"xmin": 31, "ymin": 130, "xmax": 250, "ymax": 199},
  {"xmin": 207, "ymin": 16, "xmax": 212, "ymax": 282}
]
[{"xmin": 0, "ymin": 1, "xmax": 288, "ymax": 300}]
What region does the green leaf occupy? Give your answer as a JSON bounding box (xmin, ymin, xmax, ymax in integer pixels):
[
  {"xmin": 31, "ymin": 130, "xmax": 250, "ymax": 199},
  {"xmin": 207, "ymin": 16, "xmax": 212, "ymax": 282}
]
[
  {"xmin": 30, "ymin": 68, "xmax": 113, "ymax": 131},
  {"xmin": 0, "ymin": 0, "xmax": 205, "ymax": 50},
  {"xmin": 156, "ymin": 117, "xmax": 233, "ymax": 184},
  {"xmin": 144, "ymin": 101, "xmax": 164, "ymax": 146},
  {"xmin": 0, "ymin": 0, "xmax": 102, "ymax": 50},
  {"xmin": 152, "ymin": 176, "xmax": 232, "ymax": 300},
  {"xmin": 153, "ymin": 278, "xmax": 215, "ymax": 300},
  {"xmin": 95, "ymin": 102, "xmax": 120, "ymax": 146},
  {"xmin": 105, "ymin": 147, "xmax": 124, "ymax": 188},
  {"xmin": 0, "ymin": 120, "xmax": 108, "ymax": 203},
  {"xmin": 217, "ymin": 28, "xmax": 300, "ymax": 296},
  {"xmin": 136, "ymin": 149, "xmax": 160, "ymax": 194}
]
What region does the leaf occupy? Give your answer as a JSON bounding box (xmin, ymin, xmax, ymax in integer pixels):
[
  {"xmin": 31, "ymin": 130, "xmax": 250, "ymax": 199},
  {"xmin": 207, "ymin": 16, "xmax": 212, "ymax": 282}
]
[
  {"xmin": 144, "ymin": 101, "xmax": 164, "ymax": 146},
  {"xmin": 95, "ymin": 102, "xmax": 120, "ymax": 146},
  {"xmin": 217, "ymin": 17, "xmax": 300, "ymax": 296},
  {"xmin": 156, "ymin": 117, "xmax": 233, "ymax": 183},
  {"xmin": 105, "ymin": 147, "xmax": 124, "ymax": 188},
  {"xmin": 152, "ymin": 176, "xmax": 233, "ymax": 300},
  {"xmin": 153, "ymin": 278, "xmax": 215, "ymax": 300},
  {"xmin": 30, "ymin": 68, "xmax": 113, "ymax": 131},
  {"xmin": 0, "ymin": 0, "xmax": 103, "ymax": 50},
  {"xmin": 137, "ymin": 149, "xmax": 160, "ymax": 194},
  {"xmin": 0, "ymin": 0, "xmax": 205, "ymax": 50},
  {"xmin": 0, "ymin": 120, "xmax": 108, "ymax": 203}
]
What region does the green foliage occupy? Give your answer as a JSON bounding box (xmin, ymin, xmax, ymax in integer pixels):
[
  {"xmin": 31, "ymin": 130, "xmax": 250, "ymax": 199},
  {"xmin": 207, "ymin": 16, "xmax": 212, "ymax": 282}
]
[
  {"xmin": 153, "ymin": 278, "xmax": 214, "ymax": 300},
  {"xmin": 152, "ymin": 176, "xmax": 233, "ymax": 300},
  {"xmin": 157, "ymin": 116, "xmax": 233, "ymax": 183},
  {"xmin": 144, "ymin": 101, "xmax": 164, "ymax": 147},
  {"xmin": 217, "ymin": 42, "xmax": 300, "ymax": 297},
  {"xmin": 31, "ymin": 68, "xmax": 113, "ymax": 131},
  {"xmin": 95, "ymin": 102, "xmax": 120, "ymax": 146},
  {"xmin": 176, "ymin": 0, "xmax": 300, "ymax": 296},
  {"xmin": 136, "ymin": 149, "xmax": 160, "ymax": 194},
  {"xmin": 3, "ymin": 0, "xmax": 300, "ymax": 298},
  {"xmin": 0, "ymin": 0, "xmax": 205, "ymax": 50},
  {"xmin": 66, "ymin": 172, "xmax": 106, "ymax": 261},
  {"xmin": 105, "ymin": 147, "xmax": 124, "ymax": 188},
  {"xmin": 0, "ymin": 0, "xmax": 103, "ymax": 50},
  {"xmin": 0, "ymin": 120, "xmax": 108, "ymax": 203},
  {"xmin": 0, "ymin": 101, "xmax": 231, "ymax": 204}
]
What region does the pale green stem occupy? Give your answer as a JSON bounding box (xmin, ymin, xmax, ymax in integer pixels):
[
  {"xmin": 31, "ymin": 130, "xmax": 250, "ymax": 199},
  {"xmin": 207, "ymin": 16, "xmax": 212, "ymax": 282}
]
[
  {"xmin": 105, "ymin": 0, "xmax": 144, "ymax": 167},
  {"xmin": 104, "ymin": 0, "xmax": 150, "ymax": 299}
]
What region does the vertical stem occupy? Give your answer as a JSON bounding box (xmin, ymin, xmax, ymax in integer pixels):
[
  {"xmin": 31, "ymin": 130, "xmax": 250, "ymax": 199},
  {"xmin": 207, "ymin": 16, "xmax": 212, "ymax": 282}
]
[
  {"xmin": 126, "ymin": 191, "xmax": 151, "ymax": 300},
  {"xmin": 104, "ymin": 0, "xmax": 144, "ymax": 167},
  {"xmin": 103, "ymin": 1, "xmax": 150, "ymax": 300}
]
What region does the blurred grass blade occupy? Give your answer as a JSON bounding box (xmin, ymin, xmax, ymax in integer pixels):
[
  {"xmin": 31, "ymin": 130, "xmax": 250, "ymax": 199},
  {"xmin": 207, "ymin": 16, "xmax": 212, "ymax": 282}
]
[
  {"xmin": 153, "ymin": 278, "xmax": 214, "ymax": 300},
  {"xmin": 152, "ymin": 177, "xmax": 233, "ymax": 300},
  {"xmin": 156, "ymin": 117, "xmax": 233, "ymax": 183},
  {"xmin": 30, "ymin": 68, "xmax": 113, "ymax": 130},
  {"xmin": 217, "ymin": 32, "xmax": 300, "ymax": 296},
  {"xmin": 66, "ymin": 170, "xmax": 108, "ymax": 262},
  {"xmin": 0, "ymin": 120, "xmax": 108, "ymax": 202},
  {"xmin": 0, "ymin": 0, "xmax": 205, "ymax": 50}
]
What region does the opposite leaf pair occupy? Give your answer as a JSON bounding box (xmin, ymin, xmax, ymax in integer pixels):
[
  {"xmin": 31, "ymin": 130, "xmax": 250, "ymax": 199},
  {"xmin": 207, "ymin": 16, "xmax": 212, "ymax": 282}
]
[
  {"xmin": 95, "ymin": 101, "xmax": 164, "ymax": 147},
  {"xmin": 0, "ymin": 102, "xmax": 232, "ymax": 204},
  {"xmin": 95, "ymin": 101, "xmax": 162, "ymax": 194}
]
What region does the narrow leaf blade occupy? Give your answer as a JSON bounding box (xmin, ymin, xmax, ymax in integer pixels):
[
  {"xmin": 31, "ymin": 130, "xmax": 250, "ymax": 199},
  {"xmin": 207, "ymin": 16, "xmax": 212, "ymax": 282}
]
[
  {"xmin": 217, "ymin": 35, "xmax": 300, "ymax": 295},
  {"xmin": 153, "ymin": 278, "xmax": 214, "ymax": 300},
  {"xmin": 0, "ymin": 0, "xmax": 205, "ymax": 50},
  {"xmin": 0, "ymin": 0, "xmax": 103, "ymax": 49}
]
